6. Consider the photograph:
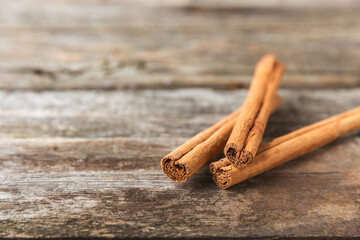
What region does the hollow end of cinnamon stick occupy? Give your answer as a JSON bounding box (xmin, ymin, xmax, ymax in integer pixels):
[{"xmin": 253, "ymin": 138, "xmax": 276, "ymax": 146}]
[
  {"xmin": 239, "ymin": 149, "xmax": 254, "ymax": 166},
  {"xmin": 225, "ymin": 145, "xmax": 245, "ymax": 168},
  {"xmin": 209, "ymin": 163, "xmax": 217, "ymax": 175},
  {"xmin": 225, "ymin": 144, "xmax": 239, "ymax": 162},
  {"xmin": 209, "ymin": 158, "xmax": 231, "ymax": 174},
  {"xmin": 161, "ymin": 157, "xmax": 189, "ymax": 182},
  {"xmin": 212, "ymin": 168, "xmax": 231, "ymax": 190}
]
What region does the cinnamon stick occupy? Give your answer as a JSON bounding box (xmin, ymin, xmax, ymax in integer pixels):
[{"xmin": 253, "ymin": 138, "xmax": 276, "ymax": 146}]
[
  {"xmin": 161, "ymin": 55, "xmax": 283, "ymax": 182},
  {"xmin": 258, "ymin": 106, "xmax": 360, "ymax": 152},
  {"xmin": 211, "ymin": 106, "xmax": 360, "ymax": 174},
  {"xmin": 162, "ymin": 117, "xmax": 236, "ymax": 182},
  {"xmin": 161, "ymin": 107, "xmax": 241, "ymax": 182},
  {"xmin": 211, "ymin": 106, "xmax": 360, "ymax": 189},
  {"xmin": 209, "ymin": 157, "xmax": 231, "ymax": 175},
  {"xmin": 236, "ymin": 62, "xmax": 284, "ymax": 167},
  {"xmin": 161, "ymin": 95, "xmax": 280, "ymax": 182},
  {"xmin": 225, "ymin": 54, "xmax": 276, "ymax": 165},
  {"xmin": 162, "ymin": 106, "xmax": 241, "ymax": 163}
]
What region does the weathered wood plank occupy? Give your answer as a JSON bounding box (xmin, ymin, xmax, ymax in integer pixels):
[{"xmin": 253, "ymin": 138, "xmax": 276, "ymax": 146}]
[
  {"xmin": 0, "ymin": 89, "xmax": 358, "ymax": 139},
  {"xmin": 0, "ymin": 135, "xmax": 359, "ymax": 238},
  {"xmin": 0, "ymin": 1, "xmax": 358, "ymax": 90},
  {"xmin": 0, "ymin": 1, "xmax": 359, "ymax": 238},
  {"xmin": 0, "ymin": 88, "xmax": 359, "ymax": 238},
  {"xmin": 147, "ymin": 0, "xmax": 360, "ymax": 9}
]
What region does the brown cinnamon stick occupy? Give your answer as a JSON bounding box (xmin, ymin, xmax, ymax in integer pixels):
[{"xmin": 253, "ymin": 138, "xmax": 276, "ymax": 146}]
[
  {"xmin": 258, "ymin": 106, "xmax": 360, "ymax": 152},
  {"xmin": 236, "ymin": 62, "xmax": 284, "ymax": 167},
  {"xmin": 161, "ymin": 55, "xmax": 283, "ymax": 182},
  {"xmin": 225, "ymin": 54, "xmax": 276, "ymax": 164},
  {"xmin": 211, "ymin": 106, "xmax": 360, "ymax": 189},
  {"xmin": 163, "ymin": 117, "xmax": 237, "ymax": 182},
  {"xmin": 162, "ymin": 106, "xmax": 241, "ymax": 163},
  {"xmin": 161, "ymin": 95, "xmax": 280, "ymax": 182},
  {"xmin": 161, "ymin": 106, "xmax": 241, "ymax": 182},
  {"xmin": 211, "ymin": 106, "xmax": 360, "ymax": 174},
  {"xmin": 209, "ymin": 157, "xmax": 231, "ymax": 175}
]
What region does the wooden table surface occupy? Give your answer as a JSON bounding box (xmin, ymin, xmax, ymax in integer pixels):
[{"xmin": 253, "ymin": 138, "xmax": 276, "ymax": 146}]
[{"xmin": 0, "ymin": 0, "xmax": 359, "ymax": 239}]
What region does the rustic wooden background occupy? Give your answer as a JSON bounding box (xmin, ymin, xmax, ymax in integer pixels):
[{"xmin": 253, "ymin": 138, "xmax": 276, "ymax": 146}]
[{"xmin": 0, "ymin": 0, "xmax": 359, "ymax": 239}]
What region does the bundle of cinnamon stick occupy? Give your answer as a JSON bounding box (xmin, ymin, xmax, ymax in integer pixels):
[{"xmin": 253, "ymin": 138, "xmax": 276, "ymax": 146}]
[{"xmin": 161, "ymin": 54, "xmax": 360, "ymax": 189}]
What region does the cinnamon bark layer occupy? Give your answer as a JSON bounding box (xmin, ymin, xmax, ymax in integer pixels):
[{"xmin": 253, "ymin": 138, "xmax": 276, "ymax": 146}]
[
  {"xmin": 161, "ymin": 109, "xmax": 240, "ymax": 182},
  {"xmin": 209, "ymin": 157, "xmax": 231, "ymax": 175},
  {"xmin": 257, "ymin": 106, "xmax": 360, "ymax": 152},
  {"xmin": 237, "ymin": 62, "xmax": 284, "ymax": 167},
  {"xmin": 161, "ymin": 54, "xmax": 283, "ymax": 182},
  {"xmin": 211, "ymin": 106, "xmax": 360, "ymax": 189},
  {"xmin": 225, "ymin": 54, "xmax": 277, "ymax": 166}
]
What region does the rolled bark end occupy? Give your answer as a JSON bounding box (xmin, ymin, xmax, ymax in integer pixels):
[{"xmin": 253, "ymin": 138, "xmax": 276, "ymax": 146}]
[
  {"xmin": 227, "ymin": 148, "xmax": 254, "ymax": 168},
  {"xmin": 225, "ymin": 144, "xmax": 239, "ymax": 162},
  {"xmin": 226, "ymin": 147, "xmax": 243, "ymax": 168},
  {"xmin": 213, "ymin": 168, "xmax": 231, "ymax": 189},
  {"xmin": 161, "ymin": 157, "xmax": 189, "ymax": 182},
  {"xmin": 240, "ymin": 150, "xmax": 254, "ymax": 166},
  {"xmin": 209, "ymin": 158, "xmax": 231, "ymax": 174},
  {"xmin": 209, "ymin": 163, "xmax": 217, "ymax": 175}
]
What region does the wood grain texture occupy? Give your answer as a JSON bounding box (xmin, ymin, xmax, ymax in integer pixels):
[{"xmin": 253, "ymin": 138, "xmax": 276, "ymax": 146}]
[
  {"xmin": 1, "ymin": 0, "xmax": 360, "ymax": 238},
  {"xmin": 0, "ymin": 0, "xmax": 359, "ymax": 90},
  {"xmin": 0, "ymin": 137, "xmax": 359, "ymax": 238},
  {"xmin": 0, "ymin": 89, "xmax": 359, "ymax": 139},
  {"xmin": 0, "ymin": 88, "xmax": 360, "ymax": 238}
]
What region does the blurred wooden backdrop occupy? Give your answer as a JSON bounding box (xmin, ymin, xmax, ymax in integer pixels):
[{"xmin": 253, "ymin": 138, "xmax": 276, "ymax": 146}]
[{"xmin": 0, "ymin": 0, "xmax": 359, "ymax": 239}]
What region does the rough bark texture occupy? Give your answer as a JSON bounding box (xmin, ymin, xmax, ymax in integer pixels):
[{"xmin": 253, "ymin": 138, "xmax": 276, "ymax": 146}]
[{"xmin": 0, "ymin": 0, "xmax": 360, "ymax": 239}]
